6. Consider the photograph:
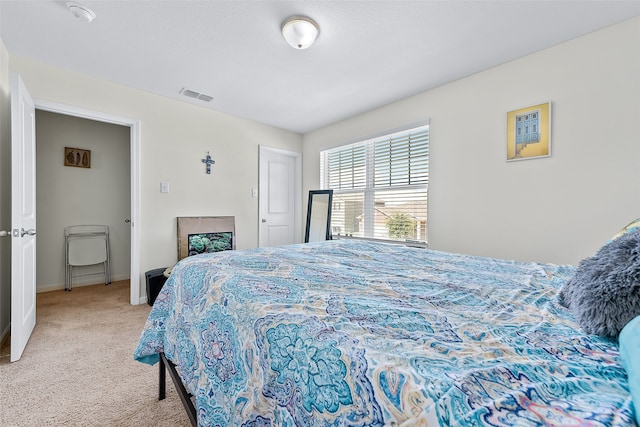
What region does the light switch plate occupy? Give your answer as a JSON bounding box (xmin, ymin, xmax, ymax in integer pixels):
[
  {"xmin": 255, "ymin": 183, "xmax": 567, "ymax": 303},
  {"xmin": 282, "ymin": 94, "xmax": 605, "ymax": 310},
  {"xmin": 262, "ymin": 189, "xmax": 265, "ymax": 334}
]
[{"xmin": 160, "ymin": 182, "xmax": 170, "ymax": 193}]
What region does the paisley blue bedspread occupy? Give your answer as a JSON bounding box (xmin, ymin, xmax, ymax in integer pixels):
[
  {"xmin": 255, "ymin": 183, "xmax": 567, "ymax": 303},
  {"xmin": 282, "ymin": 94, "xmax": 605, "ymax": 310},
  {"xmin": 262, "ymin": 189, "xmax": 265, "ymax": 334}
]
[{"xmin": 134, "ymin": 239, "xmax": 636, "ymax": 426}]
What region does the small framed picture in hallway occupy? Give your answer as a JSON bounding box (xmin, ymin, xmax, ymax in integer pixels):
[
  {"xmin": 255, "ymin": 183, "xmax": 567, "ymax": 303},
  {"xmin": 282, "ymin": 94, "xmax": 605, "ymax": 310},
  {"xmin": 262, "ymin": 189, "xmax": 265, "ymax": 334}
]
[{"xmin": 64, "ymin": 147, "xmax": 91, "ymax": 168}]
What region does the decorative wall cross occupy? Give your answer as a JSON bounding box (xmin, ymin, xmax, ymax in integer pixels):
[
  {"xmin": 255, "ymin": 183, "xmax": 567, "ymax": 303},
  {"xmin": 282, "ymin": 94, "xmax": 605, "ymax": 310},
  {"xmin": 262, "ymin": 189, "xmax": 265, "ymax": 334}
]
[{"xmin": 201, "ymin": 151, "xmax": 216, "ymax": 174}]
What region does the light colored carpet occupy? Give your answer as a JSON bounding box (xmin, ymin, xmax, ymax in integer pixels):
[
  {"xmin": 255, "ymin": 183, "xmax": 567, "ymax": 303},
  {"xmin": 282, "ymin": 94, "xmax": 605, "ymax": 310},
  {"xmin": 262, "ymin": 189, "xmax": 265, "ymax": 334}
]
[{"xmin": 0, "ymin": 281, "xmax": 190, "ymax": 426}]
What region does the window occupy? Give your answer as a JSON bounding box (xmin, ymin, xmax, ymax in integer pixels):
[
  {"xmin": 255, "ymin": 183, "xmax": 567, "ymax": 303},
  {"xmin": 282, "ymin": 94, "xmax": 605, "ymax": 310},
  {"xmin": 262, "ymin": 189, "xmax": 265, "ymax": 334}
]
[{"xmin": 320, "ymin": 124, "xmax": 429, "ymax": 244}]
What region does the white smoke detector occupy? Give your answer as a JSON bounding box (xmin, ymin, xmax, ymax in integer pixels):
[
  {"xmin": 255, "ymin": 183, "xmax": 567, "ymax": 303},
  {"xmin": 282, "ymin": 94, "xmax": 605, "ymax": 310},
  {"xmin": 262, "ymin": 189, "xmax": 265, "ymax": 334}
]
[{"xmin": 67, "ymin": 2, "xmax": 96, "ymax": 23}]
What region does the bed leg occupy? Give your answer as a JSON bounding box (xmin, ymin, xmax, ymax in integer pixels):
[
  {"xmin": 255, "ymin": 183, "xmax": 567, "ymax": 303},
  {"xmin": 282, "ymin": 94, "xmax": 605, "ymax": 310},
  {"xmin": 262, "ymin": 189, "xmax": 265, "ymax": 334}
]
[
  {"xmin": 159, "ymin": 351, "xmax": 197, "ymax": 426},
  {"xmin": 159, "ymin": 352, "xmax": 166, "ymax": 401}
]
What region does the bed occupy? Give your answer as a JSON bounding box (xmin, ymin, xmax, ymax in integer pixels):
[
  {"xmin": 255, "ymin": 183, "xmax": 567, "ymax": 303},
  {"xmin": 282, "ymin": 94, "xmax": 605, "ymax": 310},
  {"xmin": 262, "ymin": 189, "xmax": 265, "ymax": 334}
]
[{"xmin": 134, "ymin": 238, "xmax": 639, "ymax": 426}]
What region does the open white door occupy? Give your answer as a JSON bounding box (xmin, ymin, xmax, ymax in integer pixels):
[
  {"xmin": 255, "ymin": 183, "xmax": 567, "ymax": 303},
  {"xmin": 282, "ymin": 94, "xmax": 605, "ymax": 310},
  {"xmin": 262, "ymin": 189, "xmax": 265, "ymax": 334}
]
[
  {"xmin": 258, "ymin": 146, "xmax": 301, "ymax": 247},
  {"xmin": 10, "ymin": 74, "xmax": 37, "ymax": 362}
]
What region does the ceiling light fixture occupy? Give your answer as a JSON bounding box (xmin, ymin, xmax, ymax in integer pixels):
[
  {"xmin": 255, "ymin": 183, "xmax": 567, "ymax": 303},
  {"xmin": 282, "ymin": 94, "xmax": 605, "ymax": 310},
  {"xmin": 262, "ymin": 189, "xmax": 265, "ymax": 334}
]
[
  {"xmin": 281, "ymin": 16, "xmax": 319, "ymax": 50},
  {"xmin": 67, "ymin": 2, "xmax": 96, "ymax": 23}
]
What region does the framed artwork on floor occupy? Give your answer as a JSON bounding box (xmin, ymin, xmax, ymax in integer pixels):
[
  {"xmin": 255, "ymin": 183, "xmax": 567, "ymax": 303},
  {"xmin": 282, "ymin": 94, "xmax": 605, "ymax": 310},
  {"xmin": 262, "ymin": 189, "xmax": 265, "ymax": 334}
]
[{"xmin": 177, "ymin": 216, "xmax": 235, "ymax": 260}]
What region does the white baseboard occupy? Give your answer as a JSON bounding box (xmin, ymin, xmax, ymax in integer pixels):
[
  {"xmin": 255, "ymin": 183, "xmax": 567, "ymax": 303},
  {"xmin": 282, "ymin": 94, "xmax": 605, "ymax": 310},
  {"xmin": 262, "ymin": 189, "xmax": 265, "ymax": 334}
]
[{"xmin": 37, "ymin": 273, "xmax": 130, "ymax": 293}]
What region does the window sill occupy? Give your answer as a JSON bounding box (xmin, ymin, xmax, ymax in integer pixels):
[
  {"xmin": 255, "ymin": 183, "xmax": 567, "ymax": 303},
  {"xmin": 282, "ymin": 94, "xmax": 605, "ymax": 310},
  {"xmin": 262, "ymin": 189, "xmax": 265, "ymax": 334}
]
[{"xmin": 331, "ymin": 234, "xmax": 427, "ymax": 249}]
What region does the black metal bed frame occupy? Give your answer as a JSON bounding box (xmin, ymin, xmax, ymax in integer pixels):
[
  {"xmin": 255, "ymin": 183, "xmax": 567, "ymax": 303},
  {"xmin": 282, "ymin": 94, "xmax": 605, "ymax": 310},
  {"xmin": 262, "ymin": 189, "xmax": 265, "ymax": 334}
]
[{"xmin": 159, "ymin": 352, "xmax": 197, "ymax": 426}]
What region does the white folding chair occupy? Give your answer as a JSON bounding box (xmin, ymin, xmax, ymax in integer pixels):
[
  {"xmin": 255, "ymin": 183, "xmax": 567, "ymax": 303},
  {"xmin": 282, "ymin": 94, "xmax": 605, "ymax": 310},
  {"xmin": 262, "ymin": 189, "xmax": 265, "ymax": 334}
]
[{"xmin": 65, "ymin": 225, "xmax": 111, "ymax": 291}]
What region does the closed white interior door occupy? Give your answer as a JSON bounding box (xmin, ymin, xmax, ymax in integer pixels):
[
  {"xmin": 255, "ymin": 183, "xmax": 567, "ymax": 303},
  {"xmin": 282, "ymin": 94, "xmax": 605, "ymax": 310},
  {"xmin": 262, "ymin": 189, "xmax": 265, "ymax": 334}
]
[
  {"xmin": 259, "ymin": 146, "xmax": 301, "ymax": 247},
  {"xmin": 10, "ymin": 74, "xmax": 37, "ymax": 362}
]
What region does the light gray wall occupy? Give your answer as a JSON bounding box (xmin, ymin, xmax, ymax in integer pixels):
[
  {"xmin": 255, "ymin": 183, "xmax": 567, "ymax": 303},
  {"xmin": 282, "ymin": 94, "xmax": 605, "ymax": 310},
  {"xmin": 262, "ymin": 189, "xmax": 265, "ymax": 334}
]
[
  {"xmin": 2, "ymin": 16, "xmax": 639, "ymax": 319},
  {"xmin": 303, "ymin": 17, "xmax": 640, "ymax": 266},
  {"xmin": 6, "ymin": 53, "xmax": 304, "ymax": 300},
  {"xmin": 0, "ymin": 32, "xmax": 10, "ymax": 341},
  {"xmin": 35, "ymin": 110, "xmax": 131, "ymax": 291}
]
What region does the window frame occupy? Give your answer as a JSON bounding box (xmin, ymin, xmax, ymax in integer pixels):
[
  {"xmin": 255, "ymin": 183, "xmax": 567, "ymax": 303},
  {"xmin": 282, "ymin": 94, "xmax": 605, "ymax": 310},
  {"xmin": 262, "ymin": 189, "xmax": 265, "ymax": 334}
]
[{"xmin": 320, "ymin": 122, "xmax": 429, "ymax": 245}]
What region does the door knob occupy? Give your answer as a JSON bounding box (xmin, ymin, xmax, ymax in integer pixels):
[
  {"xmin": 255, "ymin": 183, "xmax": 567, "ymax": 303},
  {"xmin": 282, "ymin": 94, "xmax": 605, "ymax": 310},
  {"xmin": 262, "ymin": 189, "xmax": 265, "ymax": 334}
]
[
  {"xmin": 0, "ymin": 230, "xmax": 10, "ymax": 237},
  {"xmin": 261, "ymin": 219, "xmax": 267, "ymax": 223},
  {"xmin": 124, "ymin": 219, "xmax": 130, "ymax": 223},
  {"xmin": 20, "ymin": 228, "xmax": 36, "ymax": 237}
]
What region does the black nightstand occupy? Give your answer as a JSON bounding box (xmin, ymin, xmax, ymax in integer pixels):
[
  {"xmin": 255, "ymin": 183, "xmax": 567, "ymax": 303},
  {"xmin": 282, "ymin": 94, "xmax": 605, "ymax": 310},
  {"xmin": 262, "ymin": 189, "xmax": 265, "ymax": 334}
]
[{"xmin": 145, "ymin": 268, "xmax": 169, "ymax": 306}]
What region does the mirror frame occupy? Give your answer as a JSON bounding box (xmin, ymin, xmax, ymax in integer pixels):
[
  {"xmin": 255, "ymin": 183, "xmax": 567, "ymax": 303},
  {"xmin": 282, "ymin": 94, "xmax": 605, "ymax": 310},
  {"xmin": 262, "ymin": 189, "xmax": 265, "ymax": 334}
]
[{"xmin": 304, "ymin": 190, "xmax": 333, "ymax": 243}]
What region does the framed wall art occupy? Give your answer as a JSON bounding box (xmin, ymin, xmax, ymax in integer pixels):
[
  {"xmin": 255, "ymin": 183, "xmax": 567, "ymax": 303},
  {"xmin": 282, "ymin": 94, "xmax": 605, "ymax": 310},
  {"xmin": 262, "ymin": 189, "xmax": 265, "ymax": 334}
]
[
  {"xmin": 64, "ymin": 147, "xmax": 91, "ymax": 168},
  {"xmin": 506, "ymin": 102, "xmax": 551, "ymax": 161},
  {"xmin": 177, "ymin": 216, "xmax": 235, "ymax": 260}
]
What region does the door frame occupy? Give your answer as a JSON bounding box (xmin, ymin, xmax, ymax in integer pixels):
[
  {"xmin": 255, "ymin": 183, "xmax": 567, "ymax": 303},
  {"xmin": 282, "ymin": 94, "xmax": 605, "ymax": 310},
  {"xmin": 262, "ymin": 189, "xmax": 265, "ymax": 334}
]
[
  {"xmin": 258, "ymin": 145, "xmax": 302, "ymax": 247},
  {"xmin": 35, "ymin": 99, "xmax": 142, "ymax": 305}
]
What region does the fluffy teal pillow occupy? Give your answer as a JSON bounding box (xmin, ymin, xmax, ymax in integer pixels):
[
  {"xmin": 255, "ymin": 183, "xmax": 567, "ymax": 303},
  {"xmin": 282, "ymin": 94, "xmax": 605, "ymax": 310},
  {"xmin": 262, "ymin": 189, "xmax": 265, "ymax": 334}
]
[{"xmin": 619, "ymin": 315, "xmax": 640, "ymax": 425}]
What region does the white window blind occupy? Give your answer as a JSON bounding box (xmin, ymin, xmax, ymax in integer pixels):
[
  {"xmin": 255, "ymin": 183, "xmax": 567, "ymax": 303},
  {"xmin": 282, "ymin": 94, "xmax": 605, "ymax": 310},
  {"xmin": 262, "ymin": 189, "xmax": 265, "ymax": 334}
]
[{"xmin": 321, "ymin": 124, "xmax": 429, "ymax": 244}]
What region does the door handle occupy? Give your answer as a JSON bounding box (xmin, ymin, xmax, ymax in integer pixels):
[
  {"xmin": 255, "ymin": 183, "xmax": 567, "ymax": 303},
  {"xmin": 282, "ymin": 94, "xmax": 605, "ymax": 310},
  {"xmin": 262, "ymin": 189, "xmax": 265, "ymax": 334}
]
[
  {"xmin": 0, "ymin": 230, "xmax": 10, "ymax": 237},
  {"xmin": 20, "ymin": 228, "xmax": 36, "ymax": 237},
  {"xmin": 261, "ymin": 219, "xmax": 267, "ymax": 223},
  {"xmin": 124, "ymin": 219, "xmax": 130, "ymax": 223}
]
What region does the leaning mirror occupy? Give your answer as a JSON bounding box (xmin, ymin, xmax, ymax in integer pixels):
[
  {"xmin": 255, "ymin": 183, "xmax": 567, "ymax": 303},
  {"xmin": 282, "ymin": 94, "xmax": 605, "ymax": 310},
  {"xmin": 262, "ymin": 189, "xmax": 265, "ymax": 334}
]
[{"xmin": 304, "ymin": 190, "xmax": 333, "ymax": 243}]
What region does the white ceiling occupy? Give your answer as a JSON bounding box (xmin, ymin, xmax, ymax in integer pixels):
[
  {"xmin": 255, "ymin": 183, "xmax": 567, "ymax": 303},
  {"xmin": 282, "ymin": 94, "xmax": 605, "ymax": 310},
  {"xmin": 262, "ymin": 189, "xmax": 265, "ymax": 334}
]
[{"xmin": 2, "ymin": 1, "xmax": 640, "ymax": 134}]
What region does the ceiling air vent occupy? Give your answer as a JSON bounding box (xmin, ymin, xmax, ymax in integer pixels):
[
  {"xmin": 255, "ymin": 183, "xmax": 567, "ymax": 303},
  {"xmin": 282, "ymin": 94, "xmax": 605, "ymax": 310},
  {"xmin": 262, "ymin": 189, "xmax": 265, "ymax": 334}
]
[{"xmin": 179, "ymin": 87, "xmax": 213, "ymax": 102}]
